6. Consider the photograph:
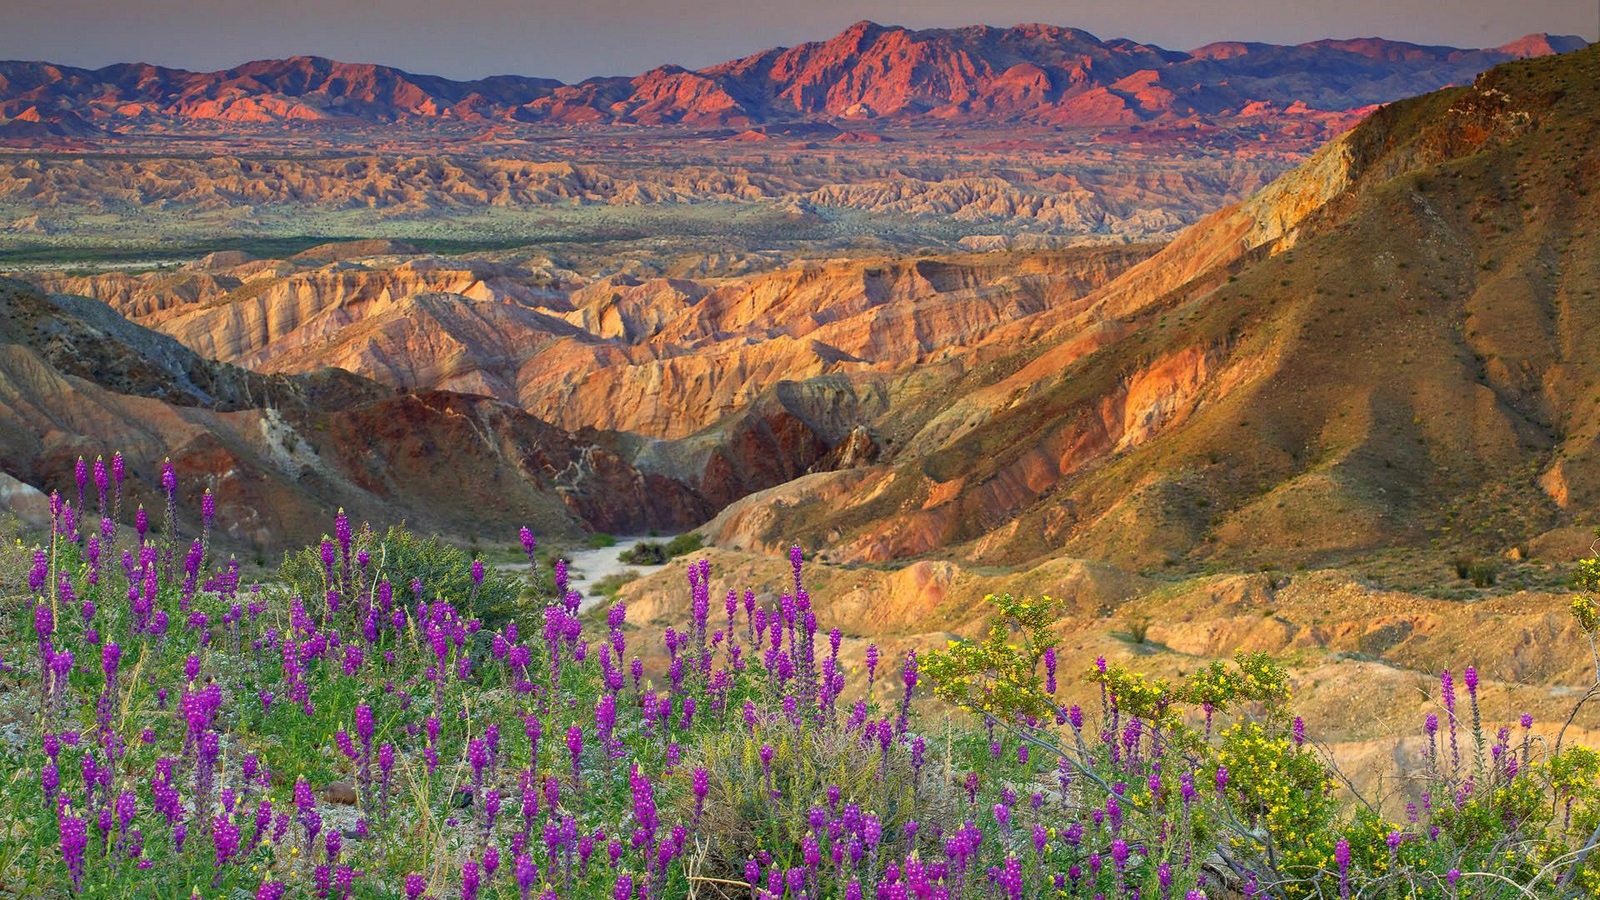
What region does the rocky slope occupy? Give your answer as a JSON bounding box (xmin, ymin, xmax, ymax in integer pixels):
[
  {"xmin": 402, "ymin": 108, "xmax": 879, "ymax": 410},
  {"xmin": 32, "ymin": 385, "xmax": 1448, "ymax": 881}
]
[
  {"xmin": 698, "ymin": 42, "xmax": 1600, "ymax": 571},
  {"xmin": 1, "ymin": 25, "xmax": 1582, "ymax": 130},
  {"xmin": 0, "ymin": 277, "xmax": 707, "ymax": 551},
  {"xmin": 26, "ymin": 243, "xmax": 1155, "ymax": 511}
]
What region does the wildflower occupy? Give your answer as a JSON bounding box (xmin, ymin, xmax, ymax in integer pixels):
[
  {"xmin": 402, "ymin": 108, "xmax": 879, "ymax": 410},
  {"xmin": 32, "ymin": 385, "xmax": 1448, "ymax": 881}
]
[
  {"xmin": 515, "ymin": 853, "xmax": 537, "ymax": 900},
  {"xmin": 213, "ymin": 814, "xmax": 241, "ymax": 879},
  {"xmin": 59, "ymin": 808, "xmax": 88, "ymax": 889},
  {"xmin": 1335, "ymin": 839, "xmax": 1351, "ymax": 899},
  {"xmin": 692, "ymin": 767, "xmax": 709, "ymax": 821}
]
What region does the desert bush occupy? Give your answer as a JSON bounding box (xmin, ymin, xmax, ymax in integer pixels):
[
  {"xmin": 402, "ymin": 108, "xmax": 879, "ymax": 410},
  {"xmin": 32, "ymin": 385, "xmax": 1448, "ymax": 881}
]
[
  {"xmin": 619, "ymin": 534, "xmax": 703, "ymax": 567},
  {"xmin": 618, "ymin": 541, "xmax": 669, "ymax": 565},
  {"xmin": 589, "ymin": 569, "xmax": 640, "ymax": 601},
  {"xmin": 664, "ymin": 533, "xmax": 704, "ymax": 557}
]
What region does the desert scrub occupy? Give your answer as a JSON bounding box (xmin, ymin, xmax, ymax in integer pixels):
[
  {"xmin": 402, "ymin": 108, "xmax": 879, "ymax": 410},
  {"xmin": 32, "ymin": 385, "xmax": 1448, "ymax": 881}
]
[
  {"xmin": 588, "ymin": 570, "xmax": 639, "ymax": 602},
  {"xmin": 924, "ymin": 592, "xmax": 1600, "ymax": 899},
  {"xmin": 617, "ymin": 534, "xmax": 703, "ymax": 567}
]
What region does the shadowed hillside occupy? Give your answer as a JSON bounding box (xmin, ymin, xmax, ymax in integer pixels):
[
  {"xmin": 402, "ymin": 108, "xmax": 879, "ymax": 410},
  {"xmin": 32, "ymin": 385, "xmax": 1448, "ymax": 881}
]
[{"xmin": 0, "ymin": 277, "xmax": 707, "ymax": 551}]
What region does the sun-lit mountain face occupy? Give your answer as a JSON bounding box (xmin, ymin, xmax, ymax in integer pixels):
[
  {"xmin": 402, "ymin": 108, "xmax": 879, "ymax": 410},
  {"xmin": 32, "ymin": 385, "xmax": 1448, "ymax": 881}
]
[{"xmin": 0, "ymin": 24, "xmax": 1583, "ymax": 130}]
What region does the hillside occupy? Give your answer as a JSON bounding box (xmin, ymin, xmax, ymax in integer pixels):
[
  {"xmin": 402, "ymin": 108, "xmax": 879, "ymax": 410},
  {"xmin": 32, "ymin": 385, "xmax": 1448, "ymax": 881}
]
[
  {"xmin": 0, "ymin": 277, "xmax": 706, "ymax": 551},
  {"xmin": 699, "ymin": 42, "xmax": 1600, "ymax": 572}
]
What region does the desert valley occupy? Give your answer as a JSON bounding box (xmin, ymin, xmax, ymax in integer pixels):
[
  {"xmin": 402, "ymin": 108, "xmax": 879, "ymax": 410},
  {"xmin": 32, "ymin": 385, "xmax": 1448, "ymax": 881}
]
[{"xmin": 3, "ymin": 15, "xmax": 1600, "ymax": 899}]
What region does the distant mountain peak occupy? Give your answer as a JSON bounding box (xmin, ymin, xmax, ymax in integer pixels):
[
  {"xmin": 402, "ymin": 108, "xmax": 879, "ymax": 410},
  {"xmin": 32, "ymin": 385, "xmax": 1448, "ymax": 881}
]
[{"xmin": 0, "ymin": 24, "xmax": 1586, "ymax": 131}]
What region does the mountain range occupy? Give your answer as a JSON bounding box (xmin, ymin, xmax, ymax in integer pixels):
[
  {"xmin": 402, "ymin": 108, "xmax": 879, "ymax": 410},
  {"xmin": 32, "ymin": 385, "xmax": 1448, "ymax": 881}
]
[{"xmin": 0, "ymin": 23, "xmax": 1586, "ymax": 132}]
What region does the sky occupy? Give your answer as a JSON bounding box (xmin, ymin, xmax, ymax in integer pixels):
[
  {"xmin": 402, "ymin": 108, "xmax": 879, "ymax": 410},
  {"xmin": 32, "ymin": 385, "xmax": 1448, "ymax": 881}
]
[{"xmin": 5, "ymin": 0, "xmax": 1595, "ymax": 82}]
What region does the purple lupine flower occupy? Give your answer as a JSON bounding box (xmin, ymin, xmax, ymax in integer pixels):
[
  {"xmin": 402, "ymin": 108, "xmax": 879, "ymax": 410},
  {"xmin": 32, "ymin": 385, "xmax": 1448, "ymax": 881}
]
[
  {"xmin": 515, "ymin": 853, "xmax": 537, "ymax": 900},
  {"xmin": 462, "ymin": 861, "xmax": 481, "ymax": 900},
  {"xmin": 1442, "ymin": 668, "xmax": 1460, "ymax": 771},
  {"xmin": 92, "ymin": 456, "xmax": 108, "ymax": 502},
  {"xmin": 692, "ymin": 767, "xmax": 710, "ymax": 820},
  {"xmin": 404, "ymin": 874, "xmax": 426, "ymax": 900},
  {"xmin": 1292, "ymin": 717, "xmax": 1306, "ymax": 747},
  {"xmin": 1215, "ymin": 766, "xmax": 1229, "ymax": 795},
  {"xmin": 29, "ymin": 550, "xmax": 48, "ymax": 596},
  {"xmin": 213, "ymin": 814, "xmax": 241, "ymax": 873},
  {"xmin": 1335, "ymin": 839, "xmax": 1351, "ymax": 899},
  {"xmin": 34, "ymin": 602, "xmax": 53, "ymax": 640},
  {"xmin": 1043, "ymin": 646, "xmax": 1057, "ymax": 694},
  {"xmin": 566, "ymin": 725, "xmax": 584, "ymax": 781},
  {"xmin": 355, "ymin": 704, "xmax": 374, "ymax": 747},
  {"xmin": 42, "ymin": 761, "xmax": 60, "ymax": 801},
  {"xmin": 789, "ymin": 544, "xmax": 805, "ymax": 591},
  {"xmin": 472, "ymin": 559, "xmax": 486, "ymax": 587},
  {"xmin": 59, "ymin": 809, "xmax": 88, "ymax": 888}
]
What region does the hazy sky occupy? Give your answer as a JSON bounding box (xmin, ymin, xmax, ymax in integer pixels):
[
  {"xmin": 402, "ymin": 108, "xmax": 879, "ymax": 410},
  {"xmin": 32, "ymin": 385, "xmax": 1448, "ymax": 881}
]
[{"xmin": 6, "ymin": 0, "xmax": 1595, "ymax": 82}]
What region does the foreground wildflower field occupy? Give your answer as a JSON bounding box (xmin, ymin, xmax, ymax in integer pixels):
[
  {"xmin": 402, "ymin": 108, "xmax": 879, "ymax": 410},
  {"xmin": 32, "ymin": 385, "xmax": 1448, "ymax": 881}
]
[{"xmin": 5, "ymin": 456, "xmax": 1600, "ymax": 898}]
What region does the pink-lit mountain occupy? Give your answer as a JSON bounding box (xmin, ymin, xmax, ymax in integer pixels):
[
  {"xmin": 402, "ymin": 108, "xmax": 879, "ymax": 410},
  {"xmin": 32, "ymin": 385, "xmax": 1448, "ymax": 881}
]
[{"xmin": 0, "ymin": 22, "xmax": 1585, "ymax": 130}]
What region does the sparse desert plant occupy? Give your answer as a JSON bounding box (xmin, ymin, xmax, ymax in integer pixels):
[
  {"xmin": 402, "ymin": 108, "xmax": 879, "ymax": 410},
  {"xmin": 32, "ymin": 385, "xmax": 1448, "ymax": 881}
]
[
  {"xmin": 664, "ymin": 532, "xmax": 705, "ymax": 558},
  {"xmin": 618, "ymin": 540, "xmax": 669, "ymax": 566},
  {"xmin": 589, "ymin": 569, "xmax": 640, "ymax": 601},
  {"xmin": 1127, "ymin": 616, "xmax": 1152, "ymax": 644}
]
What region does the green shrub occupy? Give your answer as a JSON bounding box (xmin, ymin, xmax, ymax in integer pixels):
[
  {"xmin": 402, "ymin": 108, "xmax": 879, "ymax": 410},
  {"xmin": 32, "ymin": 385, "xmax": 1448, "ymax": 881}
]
[
  {"xmin": 664, "ymin": 532, "xmax": 705, "ymax": 557},
  {"xmin": 619, "ymin": 541, "xmax": 669, "ymax": 566},
  {"xmin": 279, "ymin": 523, "xmax": 531, "ymax": 627},
  {"xmin": 590, "ymin": 569, "xmax": 640, "ymax": 601}
]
